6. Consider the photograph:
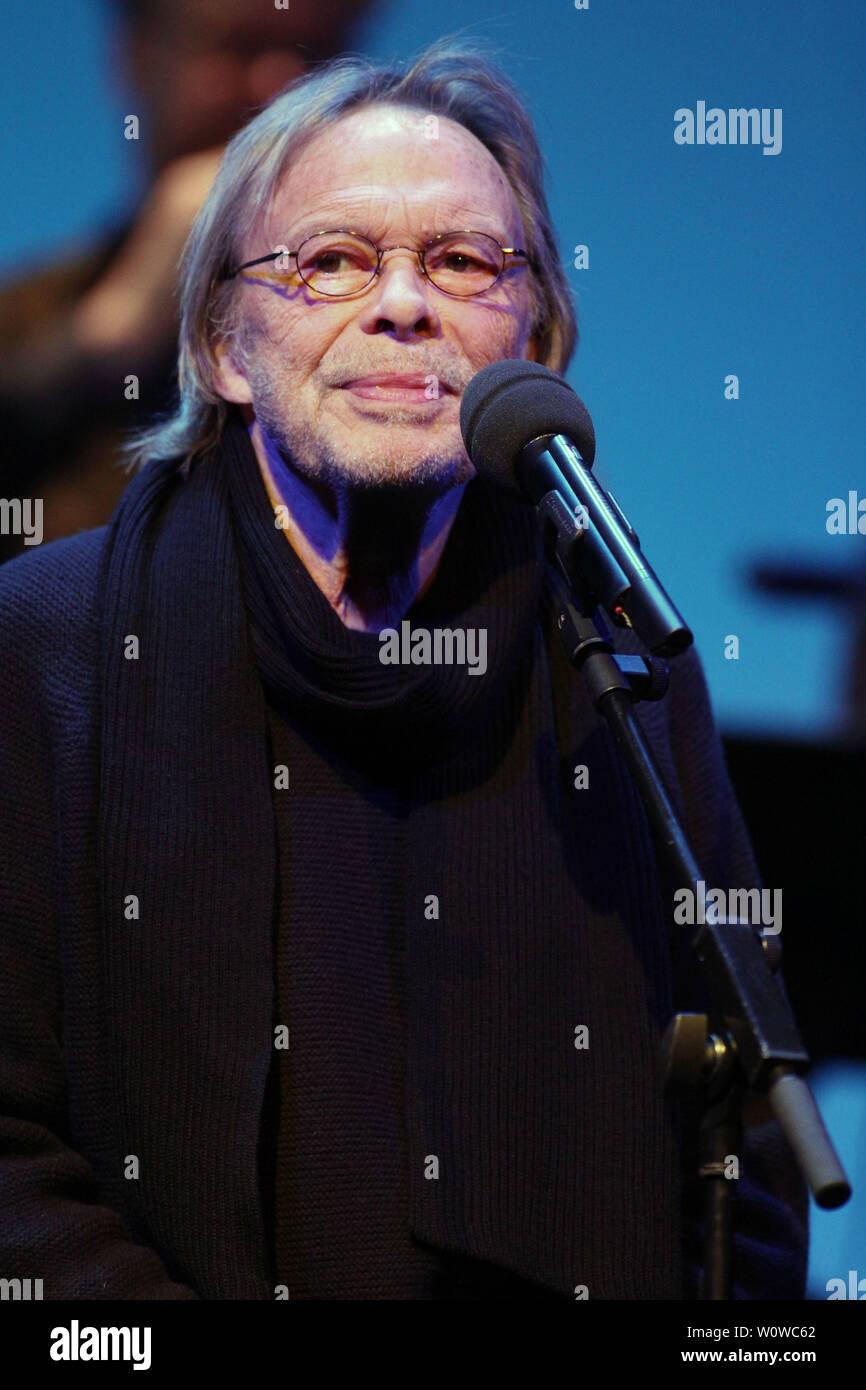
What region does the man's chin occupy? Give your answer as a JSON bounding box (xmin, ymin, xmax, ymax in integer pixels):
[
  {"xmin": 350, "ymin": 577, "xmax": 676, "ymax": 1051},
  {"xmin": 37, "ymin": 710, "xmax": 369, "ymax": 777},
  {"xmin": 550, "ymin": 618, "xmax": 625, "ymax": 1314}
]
[
  {"xmin": 307, "ymin": 424, "xmax": 474, "ymax": 490},
  {"xmin": 317, "ymin": 452, "xmax": 474, "ymax": 492}
]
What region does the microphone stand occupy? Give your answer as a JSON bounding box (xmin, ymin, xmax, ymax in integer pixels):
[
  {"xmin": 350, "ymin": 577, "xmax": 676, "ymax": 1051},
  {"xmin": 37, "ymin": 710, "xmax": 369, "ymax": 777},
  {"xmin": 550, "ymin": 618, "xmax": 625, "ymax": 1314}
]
[{"xmin": 541, "ymin": 556, "xmax": 851, "ymax": 1299}]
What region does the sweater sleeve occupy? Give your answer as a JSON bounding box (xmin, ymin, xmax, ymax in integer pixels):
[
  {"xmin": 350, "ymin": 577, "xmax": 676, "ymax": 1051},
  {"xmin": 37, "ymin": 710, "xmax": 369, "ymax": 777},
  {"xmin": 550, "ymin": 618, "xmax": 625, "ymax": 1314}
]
[
  {"xmin": 0, "ymin": 542, "xmax": 201, "ymax": 1299},
  {"xmin": 643, "ymin": 641, "xmax": 810, "ymax": 1300}
]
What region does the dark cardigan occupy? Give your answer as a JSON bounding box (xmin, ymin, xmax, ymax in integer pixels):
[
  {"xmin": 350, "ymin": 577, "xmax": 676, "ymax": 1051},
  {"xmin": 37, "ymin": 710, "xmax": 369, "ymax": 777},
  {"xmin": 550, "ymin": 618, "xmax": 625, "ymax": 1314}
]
[{"xmin": 0, "ymin": 416, "xmax": 808, "ymax": 1299}]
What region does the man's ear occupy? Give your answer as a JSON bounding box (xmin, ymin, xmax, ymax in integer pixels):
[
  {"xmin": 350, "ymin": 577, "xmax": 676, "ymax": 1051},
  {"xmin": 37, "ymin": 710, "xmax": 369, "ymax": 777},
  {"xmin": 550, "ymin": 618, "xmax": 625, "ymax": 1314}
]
[{"xmin": 212, "ymin": 338, "xmax": 254, "ymax": 404}]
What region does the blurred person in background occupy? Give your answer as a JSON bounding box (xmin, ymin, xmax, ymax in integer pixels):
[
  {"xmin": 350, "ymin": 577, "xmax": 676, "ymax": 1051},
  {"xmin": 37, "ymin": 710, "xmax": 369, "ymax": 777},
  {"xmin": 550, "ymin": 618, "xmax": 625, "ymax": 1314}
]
[{"xmin": 0, "ymin": 0, "xmax": 376, "ymax": 561}]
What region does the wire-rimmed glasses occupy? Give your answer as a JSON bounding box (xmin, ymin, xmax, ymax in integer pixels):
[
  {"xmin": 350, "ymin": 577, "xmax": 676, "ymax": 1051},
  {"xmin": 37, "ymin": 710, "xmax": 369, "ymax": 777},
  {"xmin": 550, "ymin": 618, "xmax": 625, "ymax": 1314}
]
[{"xmin": 224, "ymin": 228, "xmax": 533, "ymax": 298}]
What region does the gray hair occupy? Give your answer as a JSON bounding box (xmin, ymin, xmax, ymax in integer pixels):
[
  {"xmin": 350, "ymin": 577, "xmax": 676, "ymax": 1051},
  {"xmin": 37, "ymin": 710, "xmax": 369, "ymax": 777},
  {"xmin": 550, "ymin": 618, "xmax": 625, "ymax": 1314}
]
[{"xmin": 124, "ymin": 36, "xmax": 578, "ymax": 471}]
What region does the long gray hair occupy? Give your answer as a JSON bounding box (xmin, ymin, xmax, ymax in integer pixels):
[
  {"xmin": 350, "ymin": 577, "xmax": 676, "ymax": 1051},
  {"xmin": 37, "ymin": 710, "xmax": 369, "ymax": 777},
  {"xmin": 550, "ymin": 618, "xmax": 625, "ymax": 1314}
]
[{"xmin": 124, "ymin": 36, "xmax": 577, "ymax": 471}]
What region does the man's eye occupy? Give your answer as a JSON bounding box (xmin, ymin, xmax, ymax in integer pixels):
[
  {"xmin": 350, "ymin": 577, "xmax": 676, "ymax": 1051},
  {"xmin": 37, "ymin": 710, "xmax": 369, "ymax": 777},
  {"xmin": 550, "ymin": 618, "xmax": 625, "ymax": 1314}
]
[
  {"xmin": 312, "ymin": 251, "xmax": 350, "ymax": 273},
  {"xmin": 430, "ymin": 244, "xmax": 499, "ymax": 277},
  {"xmin": 306, "ymin": 248, "xmax": 369, "ymax": 274},
  {"xmin": 441, "ymin": 252, "xmax": 481, "ymax": 273}
]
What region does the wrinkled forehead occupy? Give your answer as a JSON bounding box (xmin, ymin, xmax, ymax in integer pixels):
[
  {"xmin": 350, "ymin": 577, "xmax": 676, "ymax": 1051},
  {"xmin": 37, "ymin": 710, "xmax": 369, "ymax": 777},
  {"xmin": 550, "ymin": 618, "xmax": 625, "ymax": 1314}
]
[{"xmin": 251, "ymin": 104, "xmax": 526, "ymax": 251}]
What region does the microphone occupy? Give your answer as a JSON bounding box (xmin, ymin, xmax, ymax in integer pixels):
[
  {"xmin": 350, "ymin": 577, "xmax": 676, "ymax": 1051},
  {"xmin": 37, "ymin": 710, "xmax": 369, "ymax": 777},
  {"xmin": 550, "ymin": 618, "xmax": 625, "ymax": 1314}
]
[{"xmin": 460, "ymin": 360, "xmax": 692, "ymax": 657}]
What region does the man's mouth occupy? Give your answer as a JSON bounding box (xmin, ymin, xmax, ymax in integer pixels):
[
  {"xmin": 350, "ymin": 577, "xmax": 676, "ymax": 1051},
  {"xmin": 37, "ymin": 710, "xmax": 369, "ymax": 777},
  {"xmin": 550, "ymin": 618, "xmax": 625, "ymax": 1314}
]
[{"xmin": 340, "ymin": 373, "xmax": 454, "ymax": 402}]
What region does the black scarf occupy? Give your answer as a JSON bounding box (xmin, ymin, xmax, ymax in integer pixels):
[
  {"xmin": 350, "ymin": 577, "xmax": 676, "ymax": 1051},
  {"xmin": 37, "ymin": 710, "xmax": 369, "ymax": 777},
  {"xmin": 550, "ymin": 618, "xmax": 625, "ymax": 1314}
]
[{"xmin": 96, "ymin": 410, "xmax": 685, "ymax": 1298}]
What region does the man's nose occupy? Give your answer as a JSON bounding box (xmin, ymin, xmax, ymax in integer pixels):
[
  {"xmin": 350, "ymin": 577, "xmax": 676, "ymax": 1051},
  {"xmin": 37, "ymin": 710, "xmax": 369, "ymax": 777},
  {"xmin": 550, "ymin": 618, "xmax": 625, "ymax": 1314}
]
[{"xmin": 358, "ymin": 249, "xmax": 440, "ymax": 339}]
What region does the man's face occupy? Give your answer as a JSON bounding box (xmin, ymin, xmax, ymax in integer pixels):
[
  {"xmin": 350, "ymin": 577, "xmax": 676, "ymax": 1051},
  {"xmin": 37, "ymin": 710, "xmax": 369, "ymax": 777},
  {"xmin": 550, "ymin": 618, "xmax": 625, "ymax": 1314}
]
[{"xmin": 214, "ymin": 104, "xmax": 538, "ymax": 493}]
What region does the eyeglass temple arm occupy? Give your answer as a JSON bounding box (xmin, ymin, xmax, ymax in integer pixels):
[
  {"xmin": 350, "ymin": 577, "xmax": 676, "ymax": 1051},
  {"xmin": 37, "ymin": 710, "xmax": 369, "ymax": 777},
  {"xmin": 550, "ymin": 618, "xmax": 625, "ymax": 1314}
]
[{"xmin": 224, "ymin": 251, "xmax": 296, "ymax": 280}]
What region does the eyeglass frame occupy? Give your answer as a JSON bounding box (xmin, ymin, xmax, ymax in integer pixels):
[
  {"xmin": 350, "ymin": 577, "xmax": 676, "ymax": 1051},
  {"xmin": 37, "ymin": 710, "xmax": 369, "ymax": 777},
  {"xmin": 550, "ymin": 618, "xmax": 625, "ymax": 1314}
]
[{"xmin": 221, "ymin": 228, "xmax": 536, "ymax": 298}]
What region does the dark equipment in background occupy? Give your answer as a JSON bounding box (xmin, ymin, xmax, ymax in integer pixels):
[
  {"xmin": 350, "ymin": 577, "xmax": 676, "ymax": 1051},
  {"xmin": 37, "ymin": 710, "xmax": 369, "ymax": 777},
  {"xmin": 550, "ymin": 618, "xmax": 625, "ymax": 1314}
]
[{"xmin": 723, "ymin": 555, "xmax": 866, "ymax": 1062}]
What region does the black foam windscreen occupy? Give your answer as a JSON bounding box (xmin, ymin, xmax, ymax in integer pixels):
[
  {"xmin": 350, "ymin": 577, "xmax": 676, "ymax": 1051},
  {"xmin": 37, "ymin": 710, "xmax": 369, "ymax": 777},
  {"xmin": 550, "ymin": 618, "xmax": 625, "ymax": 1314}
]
[{"xmin": 459, "ymin": 360, "xmax": 596, "ymax": 493}]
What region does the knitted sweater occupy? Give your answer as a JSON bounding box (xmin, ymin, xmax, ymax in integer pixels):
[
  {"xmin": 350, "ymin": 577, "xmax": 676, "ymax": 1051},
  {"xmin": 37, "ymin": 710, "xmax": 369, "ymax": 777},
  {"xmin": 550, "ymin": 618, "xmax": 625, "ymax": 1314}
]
[{"xmin": 0, "ymin": 423, "xmax": 809, "ymax": 1299}]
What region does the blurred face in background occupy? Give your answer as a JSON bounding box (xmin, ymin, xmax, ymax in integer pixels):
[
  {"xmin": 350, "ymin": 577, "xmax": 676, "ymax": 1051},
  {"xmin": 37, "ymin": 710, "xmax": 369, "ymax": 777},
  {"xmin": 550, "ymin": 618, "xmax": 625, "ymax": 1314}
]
[{"xmin": 121, "ymin": 0, "xmax": 375, "ymax": 166}]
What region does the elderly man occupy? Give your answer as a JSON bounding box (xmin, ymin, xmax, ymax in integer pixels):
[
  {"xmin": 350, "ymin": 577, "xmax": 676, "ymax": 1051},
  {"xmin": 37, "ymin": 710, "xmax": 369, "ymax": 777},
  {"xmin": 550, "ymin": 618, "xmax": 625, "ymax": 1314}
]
[{"xmin": 0, "ymin": 42, "xmax": 807, "ymax": 1300}]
